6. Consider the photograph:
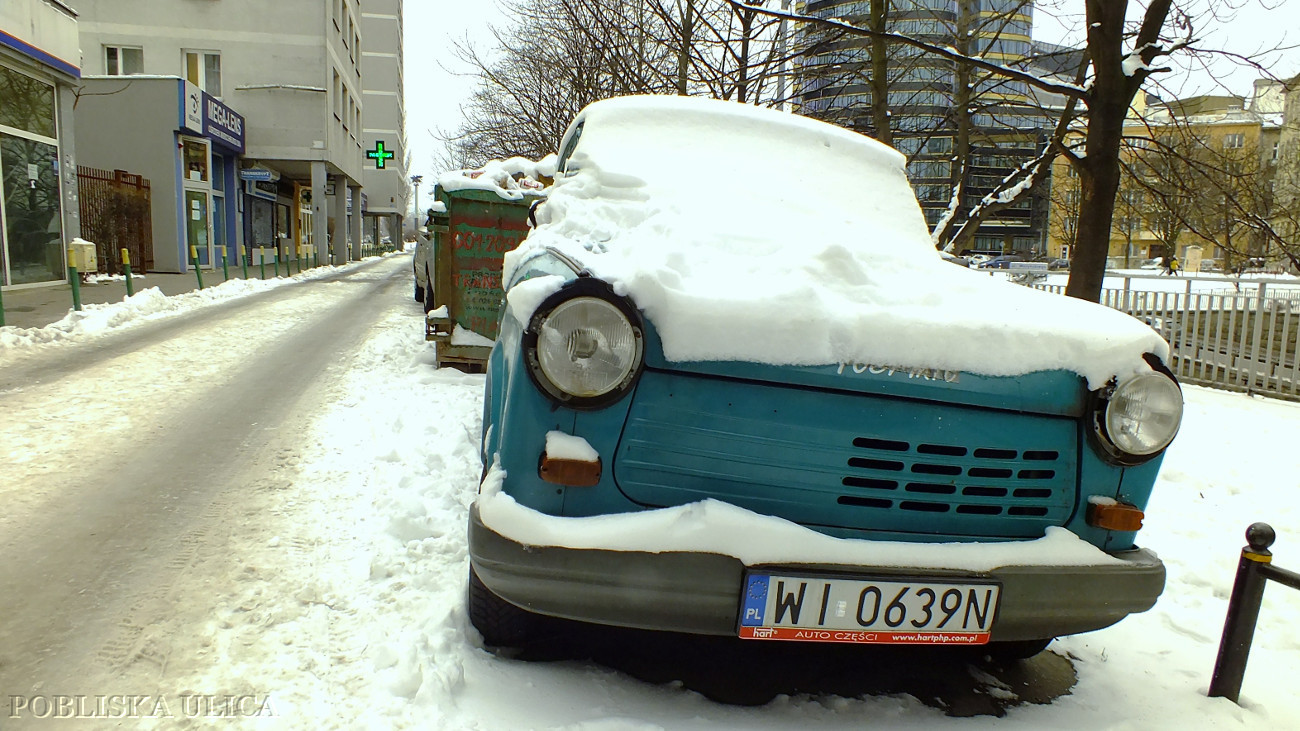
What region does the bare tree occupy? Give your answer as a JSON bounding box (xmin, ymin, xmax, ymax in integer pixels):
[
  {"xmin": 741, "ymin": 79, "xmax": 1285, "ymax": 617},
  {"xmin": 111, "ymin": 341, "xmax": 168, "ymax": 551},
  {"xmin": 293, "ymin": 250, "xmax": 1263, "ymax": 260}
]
[
  {"xmin": 441, "ymin": 0, "xmax": 812, "ymax": 168},
  {"xmin": 440, "ymin": 0, "xmax": 681, "ymax": 168},
  {"xmin": 730, "ymin": 0, "xmax": 1292, "ymax": 303}
]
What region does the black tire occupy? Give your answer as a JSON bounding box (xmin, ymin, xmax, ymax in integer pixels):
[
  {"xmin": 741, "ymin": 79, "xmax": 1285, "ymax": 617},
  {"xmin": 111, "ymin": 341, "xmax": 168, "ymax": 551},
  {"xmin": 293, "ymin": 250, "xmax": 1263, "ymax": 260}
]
[
  {"xmin": 414, "ymin": 282, "xmax": 424, "ymax": 302},
  {"xmin": 986, "ymin": 638, "xmax": 1053, "ymax": 661},
  {"xmin": 423, "ymin": 270, "xmax": 436, "ymax": 313},
  {"xmin": 468, "ymin": 566, "xmax": 544, "ymax": 648}
]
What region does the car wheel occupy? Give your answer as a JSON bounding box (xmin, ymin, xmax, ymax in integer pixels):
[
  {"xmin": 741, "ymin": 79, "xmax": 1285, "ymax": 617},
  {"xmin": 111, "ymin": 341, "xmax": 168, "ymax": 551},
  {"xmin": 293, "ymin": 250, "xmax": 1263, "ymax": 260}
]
[
  {"xmin": 468, "ymin": 566, "xmax": 544, "ymax": 648},
  {"xmin": 985, "ymin": 638, "xmax": 1053, "ymax": 661},
  {"xmin": 423, "ymin": 270, "xmax": 436, "ymax": 313},
  {"xmin": 414, "ymin": 281, "xmax": 425, "ymax": 302}
]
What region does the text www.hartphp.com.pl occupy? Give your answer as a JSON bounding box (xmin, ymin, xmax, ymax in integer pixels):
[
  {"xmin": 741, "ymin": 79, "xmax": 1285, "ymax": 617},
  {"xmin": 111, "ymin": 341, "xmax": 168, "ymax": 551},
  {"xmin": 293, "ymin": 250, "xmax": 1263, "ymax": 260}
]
[{"xmin": 8, "ymin": 694, "xmax": 276, "ymax": 720}]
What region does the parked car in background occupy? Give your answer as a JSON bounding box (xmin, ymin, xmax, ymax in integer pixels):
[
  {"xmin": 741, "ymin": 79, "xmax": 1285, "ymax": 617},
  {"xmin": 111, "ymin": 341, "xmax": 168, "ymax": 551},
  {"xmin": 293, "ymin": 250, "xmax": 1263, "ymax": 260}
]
[
  {"xmin": 1049, "ymin": 258, "xmax": 1071, "ymax": 271},
  {"xmin": 979, "ymin": 255, "xmax": 1025, "ymax": 269},
  {"xmin": 412, "ymin": 203, "xmax": 441, "ymax": 311},
  {"xmin": 468, "ymin": 95, "xmax": 1181, "ymax": 661}
]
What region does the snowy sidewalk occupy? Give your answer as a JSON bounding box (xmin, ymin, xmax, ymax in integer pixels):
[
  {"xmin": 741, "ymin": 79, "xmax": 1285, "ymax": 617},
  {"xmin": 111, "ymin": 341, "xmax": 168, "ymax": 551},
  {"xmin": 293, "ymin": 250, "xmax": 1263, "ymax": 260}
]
[{"xmin": 1, "ymin": 269, "xmax": 276, "ymax": 329}]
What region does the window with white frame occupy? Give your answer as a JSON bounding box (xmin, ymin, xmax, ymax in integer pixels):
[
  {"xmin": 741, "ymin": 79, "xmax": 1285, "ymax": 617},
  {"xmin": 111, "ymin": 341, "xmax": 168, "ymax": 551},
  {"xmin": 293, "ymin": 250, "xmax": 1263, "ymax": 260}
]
[
  {"xmin": 1223, "ymin": 133, "xmax": 1245, "ymax": 149},
  {"xmin": 105, "ymin": 46, "xmax": 143, "ymax": 75},
  {"xmin": 184, "ymin": 50, "xmax": 222, "ymax": 97}
]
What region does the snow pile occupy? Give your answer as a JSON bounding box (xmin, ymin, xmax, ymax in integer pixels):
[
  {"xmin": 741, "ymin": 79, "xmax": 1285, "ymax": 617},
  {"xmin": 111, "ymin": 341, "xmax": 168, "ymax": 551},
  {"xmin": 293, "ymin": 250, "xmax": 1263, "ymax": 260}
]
[
  {"xmin": 437, "ymin": 155, "xmax": 556, "ymax": 200},
  {"xmin": 0, "ymin": 259, "xmax": 378, "ymax": 359},
  {"xmin": 513, "ymin": 95, "xmax": 1167, "ymax": 388}
]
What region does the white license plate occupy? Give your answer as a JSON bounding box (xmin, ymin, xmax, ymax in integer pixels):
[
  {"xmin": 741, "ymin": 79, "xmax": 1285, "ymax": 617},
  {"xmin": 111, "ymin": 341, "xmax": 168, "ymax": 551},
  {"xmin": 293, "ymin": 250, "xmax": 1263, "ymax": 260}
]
[{"xmin": 738, "ymin": 573, "xmax": 1000, "ymax": 646}]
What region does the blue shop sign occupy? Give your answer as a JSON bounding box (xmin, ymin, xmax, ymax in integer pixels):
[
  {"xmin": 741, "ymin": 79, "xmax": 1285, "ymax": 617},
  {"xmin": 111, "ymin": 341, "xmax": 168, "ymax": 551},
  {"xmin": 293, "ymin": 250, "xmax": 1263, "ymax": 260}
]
[{"xmin": 180, "ymin": 81, "xmax": 245, "ymax": 153}]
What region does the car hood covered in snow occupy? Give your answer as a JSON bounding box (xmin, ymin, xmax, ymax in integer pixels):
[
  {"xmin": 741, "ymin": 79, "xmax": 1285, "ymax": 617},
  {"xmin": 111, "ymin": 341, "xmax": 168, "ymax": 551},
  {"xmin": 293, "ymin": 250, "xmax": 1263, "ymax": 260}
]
[{"xmin": 506, "ymin": 95, "xmax": 1168, "ymax": 389}]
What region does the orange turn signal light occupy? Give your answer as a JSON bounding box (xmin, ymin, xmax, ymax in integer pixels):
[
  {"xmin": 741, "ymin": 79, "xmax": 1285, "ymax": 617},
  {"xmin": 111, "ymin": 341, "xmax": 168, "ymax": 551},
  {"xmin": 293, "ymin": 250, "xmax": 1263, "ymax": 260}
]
[
  {"xmin": 539, "ymin": 456, "xmax": 602, "ymax": 487},
  {"xmin": 1087, "ymin": 501, "xmax": 1145, "ymax": 532}
]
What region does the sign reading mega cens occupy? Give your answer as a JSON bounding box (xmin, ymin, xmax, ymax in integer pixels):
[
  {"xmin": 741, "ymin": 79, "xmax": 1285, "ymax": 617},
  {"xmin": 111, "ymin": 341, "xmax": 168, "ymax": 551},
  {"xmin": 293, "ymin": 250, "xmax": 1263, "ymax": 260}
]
[{"xmin": 180, "ymin": 81, "xmax": 245, "ymax": 154}]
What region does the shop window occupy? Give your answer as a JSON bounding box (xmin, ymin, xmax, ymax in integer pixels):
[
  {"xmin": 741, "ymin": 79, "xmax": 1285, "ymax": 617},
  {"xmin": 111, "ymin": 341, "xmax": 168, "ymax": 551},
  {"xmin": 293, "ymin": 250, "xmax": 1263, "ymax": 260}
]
[
  {"xmin": 105, "ymin": 45, "xmax": 143, "ymax": 76},
  {"xmin": 211, "ymin": 153, "xmax": 226, "ymax": 193},
  {"xmin": 184, "ymin": 51, "xmax": 222, "ymax": 98},
  {"xmin": 1, "ymin": 133, "xmax": 64, "ymax": 285},
  {"xmin": 0, "ymin": 65, "xmax": 56, "ymax": 138},
  {"xmin": 183, "ymin": 138, "xmax": 210, "ymax": 183}
]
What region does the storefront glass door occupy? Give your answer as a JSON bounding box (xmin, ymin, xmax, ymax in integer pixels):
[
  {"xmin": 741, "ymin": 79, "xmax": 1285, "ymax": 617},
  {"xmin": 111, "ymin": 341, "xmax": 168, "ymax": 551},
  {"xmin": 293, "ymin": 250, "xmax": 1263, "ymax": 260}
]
[
  {"xmin": 184, "ymin": 189, "xmax": 211, "ymax": 266},
  {"xmin": 1, "ymin": 133, "xmax": 63, "ymax": 285}
]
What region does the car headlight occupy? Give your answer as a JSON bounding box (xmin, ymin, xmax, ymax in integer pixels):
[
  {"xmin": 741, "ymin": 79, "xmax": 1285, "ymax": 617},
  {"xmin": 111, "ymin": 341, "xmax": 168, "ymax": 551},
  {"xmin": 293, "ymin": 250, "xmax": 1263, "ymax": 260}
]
[
  {"xmin": 1090, "ymin": 369, "xmax": 1183, "ymax": 465},
  {"xmin": 524, "ymin": 281, "xmax": 644, "ymax": 409}
]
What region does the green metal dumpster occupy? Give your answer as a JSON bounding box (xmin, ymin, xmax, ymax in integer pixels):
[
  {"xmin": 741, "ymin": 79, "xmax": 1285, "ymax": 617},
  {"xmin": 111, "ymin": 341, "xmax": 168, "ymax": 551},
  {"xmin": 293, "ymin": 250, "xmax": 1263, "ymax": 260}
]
[{"xmin": 426, "ymin": 183, "xmax": 545, "ymax": 371}]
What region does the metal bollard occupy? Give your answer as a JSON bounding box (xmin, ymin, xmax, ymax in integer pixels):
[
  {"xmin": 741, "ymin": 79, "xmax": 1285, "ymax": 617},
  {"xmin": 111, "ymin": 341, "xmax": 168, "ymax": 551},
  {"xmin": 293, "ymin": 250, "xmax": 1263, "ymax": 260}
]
[
  {"xmin": 122, "ymin": 248, "xmax": 135, "ymax": 297},
  {"xmin": 190, "ymin": 245, "xmax": 204, "ymax": 290},
  {"xmin": 68, "ymin": 245, "xmax": 82, "ymax": 311},
  {"xmin": 1209, "ymin": 523, "xmax": 1300, "ymax": 703},
  {"xmin": 221, "ymin": 245, "xmax": 229, "ymax": 282},
  {"xmin": 241, "ymin": 249, "xmax": 248, "ymax": 280},
  {"xmin": 274, "ymin": 252, "xmax": 280, "ymax": 278}
]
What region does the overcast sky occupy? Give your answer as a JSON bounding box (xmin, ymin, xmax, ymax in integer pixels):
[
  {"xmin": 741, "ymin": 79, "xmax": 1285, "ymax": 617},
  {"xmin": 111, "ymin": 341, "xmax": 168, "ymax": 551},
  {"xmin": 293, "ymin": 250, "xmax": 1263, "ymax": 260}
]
[{"xmin": 401, "ymin": 0, "xmax": 1298, "ymax": 196}]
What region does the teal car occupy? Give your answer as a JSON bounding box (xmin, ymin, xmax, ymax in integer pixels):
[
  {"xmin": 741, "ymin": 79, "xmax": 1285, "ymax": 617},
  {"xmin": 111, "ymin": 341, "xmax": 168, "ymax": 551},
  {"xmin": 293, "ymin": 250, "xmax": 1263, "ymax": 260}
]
[{"xmin": 467, "ymin": 96, "xmax": 1182, "ymax": 658}]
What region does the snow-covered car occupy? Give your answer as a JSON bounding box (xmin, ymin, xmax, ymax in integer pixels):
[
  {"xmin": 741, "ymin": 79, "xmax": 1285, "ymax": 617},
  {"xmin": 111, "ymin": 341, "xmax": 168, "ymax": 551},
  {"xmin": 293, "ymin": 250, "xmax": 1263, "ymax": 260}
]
[{"xmin": 468, "ymin": 96, "xmax": 1182, "ymax": 658}]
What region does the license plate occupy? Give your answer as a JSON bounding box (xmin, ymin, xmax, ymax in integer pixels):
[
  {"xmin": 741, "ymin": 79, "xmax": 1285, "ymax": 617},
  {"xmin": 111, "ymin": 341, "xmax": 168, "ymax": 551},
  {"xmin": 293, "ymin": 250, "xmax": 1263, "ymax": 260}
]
[{"xmin": 738, "ymin": 573, "xmax": 1000, "ymax": 646}]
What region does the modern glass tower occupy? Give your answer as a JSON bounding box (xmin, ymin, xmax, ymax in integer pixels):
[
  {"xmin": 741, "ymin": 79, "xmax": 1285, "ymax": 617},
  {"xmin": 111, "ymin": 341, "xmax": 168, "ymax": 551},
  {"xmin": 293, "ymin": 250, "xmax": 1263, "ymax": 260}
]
[{"xmin": 798, "ymin": 0, "xmax": 1053, "ymax": 254}]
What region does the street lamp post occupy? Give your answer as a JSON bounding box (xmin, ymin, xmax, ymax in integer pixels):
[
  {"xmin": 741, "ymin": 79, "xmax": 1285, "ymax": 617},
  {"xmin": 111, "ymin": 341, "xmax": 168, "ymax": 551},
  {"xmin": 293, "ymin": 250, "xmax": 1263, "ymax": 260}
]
[{"xmin": 410, "ymin": 174, "xmax": 423, "ymax": 234}]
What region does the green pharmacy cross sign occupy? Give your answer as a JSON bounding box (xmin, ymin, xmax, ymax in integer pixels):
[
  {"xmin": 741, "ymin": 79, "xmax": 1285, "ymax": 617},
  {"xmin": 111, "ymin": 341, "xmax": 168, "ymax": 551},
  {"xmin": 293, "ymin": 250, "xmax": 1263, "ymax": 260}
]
[{"xmin": 366, "ymin": 140, "xmax": 396, "ymax": 169}]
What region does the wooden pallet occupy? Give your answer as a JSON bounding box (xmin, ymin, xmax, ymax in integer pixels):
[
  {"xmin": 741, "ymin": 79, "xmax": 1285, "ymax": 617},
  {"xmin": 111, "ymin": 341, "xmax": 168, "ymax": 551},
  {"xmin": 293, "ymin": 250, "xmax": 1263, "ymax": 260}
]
[{"xmin": 426, "ymin": 313, "xmax": 490, "ymax": 372}]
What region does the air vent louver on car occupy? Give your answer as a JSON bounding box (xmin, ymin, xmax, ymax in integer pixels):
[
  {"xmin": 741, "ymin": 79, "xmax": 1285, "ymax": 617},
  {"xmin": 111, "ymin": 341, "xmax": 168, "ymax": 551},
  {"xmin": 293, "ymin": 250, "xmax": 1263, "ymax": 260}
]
[{"xmin": 838, "ymin": 439, "xmax": 1064, "ymax": 521}]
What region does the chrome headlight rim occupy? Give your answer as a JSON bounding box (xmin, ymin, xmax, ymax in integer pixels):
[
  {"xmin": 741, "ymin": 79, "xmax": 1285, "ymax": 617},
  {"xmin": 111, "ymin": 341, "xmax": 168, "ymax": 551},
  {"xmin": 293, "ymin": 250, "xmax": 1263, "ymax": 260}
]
[
  {"xmin": 522, "ymin": 277, "xmax": 645, "ymax": 410},
  {"xmin": 1088, "ymin": 357, "xmax": 1183, "ymax": 466}
]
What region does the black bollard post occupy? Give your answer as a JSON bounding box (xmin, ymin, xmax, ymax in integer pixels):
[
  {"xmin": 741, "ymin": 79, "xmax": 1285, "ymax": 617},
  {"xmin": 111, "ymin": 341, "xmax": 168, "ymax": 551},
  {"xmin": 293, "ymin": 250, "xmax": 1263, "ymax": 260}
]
[{"xmin": 1208, "ymin": 523, "xmax": 1275, "ymax": 703}]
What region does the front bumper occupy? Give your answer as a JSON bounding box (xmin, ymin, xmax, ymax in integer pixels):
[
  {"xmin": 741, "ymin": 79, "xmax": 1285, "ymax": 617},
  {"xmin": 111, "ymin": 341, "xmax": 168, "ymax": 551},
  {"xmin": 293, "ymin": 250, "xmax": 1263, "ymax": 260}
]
[{"xmin": 468, "ymin": 505, "xmax": 1166, "ymax": 642}]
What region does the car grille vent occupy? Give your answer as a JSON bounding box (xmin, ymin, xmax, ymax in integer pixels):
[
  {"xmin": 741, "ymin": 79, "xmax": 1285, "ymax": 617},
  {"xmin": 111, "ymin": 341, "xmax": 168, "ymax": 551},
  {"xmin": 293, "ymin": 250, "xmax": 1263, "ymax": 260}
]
[
  {"xmin": 839, "ymin": 438, "xmax": 1064, "ymax": 519},
  {"xmin": 612, "ymin": 371, "xmax": 1080, "ymax": 540}
]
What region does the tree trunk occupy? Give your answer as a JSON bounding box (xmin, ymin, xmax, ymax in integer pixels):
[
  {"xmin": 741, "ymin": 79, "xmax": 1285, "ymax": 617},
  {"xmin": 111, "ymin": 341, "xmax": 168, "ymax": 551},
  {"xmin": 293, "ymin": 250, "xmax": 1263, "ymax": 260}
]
[
  {"xmin": 737, "ymin": 6, "xmax": 753, "ymax": 103},
  {"xmin": 869, "ymin": 0, "xmax": 891, "ymax": 145},
  {"xmin": 678, "ymin": 0, "xmax": 694, "ymax": 95},
  {"xmin": 1065, "ymin": 0, "xmax": 1172, "ymax": 301}
]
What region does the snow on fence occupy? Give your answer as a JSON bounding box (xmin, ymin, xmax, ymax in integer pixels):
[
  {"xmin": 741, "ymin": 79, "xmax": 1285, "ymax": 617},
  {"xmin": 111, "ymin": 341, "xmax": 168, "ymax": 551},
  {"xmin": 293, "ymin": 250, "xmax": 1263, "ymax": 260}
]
[{"xmin": 1032, "ymin": 274, "xmax": 1300, "ymax": 401}]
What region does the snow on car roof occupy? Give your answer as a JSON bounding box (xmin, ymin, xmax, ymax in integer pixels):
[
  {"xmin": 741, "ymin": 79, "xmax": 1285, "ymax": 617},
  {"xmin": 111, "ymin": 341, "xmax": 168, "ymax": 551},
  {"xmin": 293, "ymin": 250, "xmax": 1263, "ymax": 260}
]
[{"xmin": 508, "ymin": 95, "xmax": 1168, "ymax": 388}]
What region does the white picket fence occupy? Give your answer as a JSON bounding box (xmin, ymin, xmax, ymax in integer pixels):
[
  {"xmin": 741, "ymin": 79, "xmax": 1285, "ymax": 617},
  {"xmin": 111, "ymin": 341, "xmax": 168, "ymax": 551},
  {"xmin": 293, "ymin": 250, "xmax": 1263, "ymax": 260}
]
[{"xmin": 1032, "ymin": 274, "xmax": 1300, "ymax": 401}]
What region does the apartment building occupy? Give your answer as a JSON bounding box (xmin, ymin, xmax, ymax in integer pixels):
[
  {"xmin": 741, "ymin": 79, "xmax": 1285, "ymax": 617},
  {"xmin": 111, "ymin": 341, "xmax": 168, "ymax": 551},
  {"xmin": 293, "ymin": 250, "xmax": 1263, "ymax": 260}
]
[
  {"xmin": 0, "ymin": 0, "xmax": 81, "ymax": 289},
  {"xmin": 359, "ymin": 0, "xmax": 407, "ymax": 247},
  {"xmin": 72, "ymin": 0, "xmax": 401, "ymax": 272},
  {"xmin": 1047, "ymin": 83, "xmax": 1288, "ymax": 271}
]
